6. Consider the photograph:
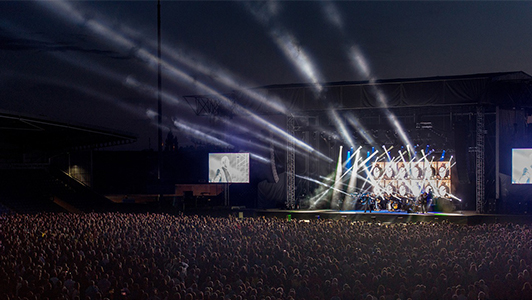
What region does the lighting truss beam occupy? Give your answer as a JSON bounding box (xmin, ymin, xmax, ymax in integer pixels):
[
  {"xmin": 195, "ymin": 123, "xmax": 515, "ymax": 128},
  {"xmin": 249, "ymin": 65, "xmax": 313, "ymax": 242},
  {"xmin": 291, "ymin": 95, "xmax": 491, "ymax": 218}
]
[{"xmin": 183, "ymin": 95, "xmax": 236, "ymax": 116}]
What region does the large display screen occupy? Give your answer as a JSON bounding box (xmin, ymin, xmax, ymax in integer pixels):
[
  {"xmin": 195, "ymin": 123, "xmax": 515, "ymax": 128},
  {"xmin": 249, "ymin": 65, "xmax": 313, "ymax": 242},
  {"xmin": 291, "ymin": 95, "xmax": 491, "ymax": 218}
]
[
  {"xmin": 512, "ymin": 148, "xmax": 532, "ymax": 184},
  {"xmin": 208, "ymin": 153, "xmax": 250, "ymax": 183},
  {"xmin": 369, "ymin": 160, "xmax": 451, "ymax": 197}
]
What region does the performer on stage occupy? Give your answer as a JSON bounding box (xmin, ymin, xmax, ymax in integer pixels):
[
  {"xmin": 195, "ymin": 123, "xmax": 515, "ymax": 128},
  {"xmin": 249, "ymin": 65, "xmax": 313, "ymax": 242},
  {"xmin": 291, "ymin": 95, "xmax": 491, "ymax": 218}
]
[
  {"xmin": 419, "ymin": 192, "xmax": 428, "ymax": 214},
  {"xmin": 363, "ymin": 193, "xmax": 374, "ymax": 213},
  {"xmin": 375, "ymin": 193, "xmax": 386, "ymax": 211},
  {"xmin": 386, "ymin": 193, "xmax": 400, "ymax": 211},
  {"xmin": 418, "ymin": 188, "xmax": 433, "ymax": 214},
  {"xmin": 426, "ymin": 187, "xmax": 433, "ymax": 212},
  {"xmin": 400, "ymin": 193, "xmax": 412, "ymax": 213}
]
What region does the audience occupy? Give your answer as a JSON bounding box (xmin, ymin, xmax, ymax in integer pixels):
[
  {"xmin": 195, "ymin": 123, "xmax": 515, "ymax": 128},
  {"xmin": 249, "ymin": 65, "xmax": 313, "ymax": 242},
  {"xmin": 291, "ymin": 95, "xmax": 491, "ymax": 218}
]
[{"xmin": 1, "ymin": 213, "xmax": 532, "ymax": 300}]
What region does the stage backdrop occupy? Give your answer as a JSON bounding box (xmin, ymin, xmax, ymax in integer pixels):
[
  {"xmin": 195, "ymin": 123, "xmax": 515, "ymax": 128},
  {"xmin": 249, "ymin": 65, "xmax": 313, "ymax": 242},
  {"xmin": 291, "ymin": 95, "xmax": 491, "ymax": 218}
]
[{"xmin": 369, "ymin": 161, "xmax": 451, "ymax": 197}]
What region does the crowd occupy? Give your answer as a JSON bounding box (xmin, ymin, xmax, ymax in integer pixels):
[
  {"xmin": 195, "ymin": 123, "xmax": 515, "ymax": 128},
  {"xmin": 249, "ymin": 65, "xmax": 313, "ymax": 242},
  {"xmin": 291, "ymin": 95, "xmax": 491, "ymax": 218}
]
[{"xmin": 1, "ymin": 213, "xmax": 532, "ymax": 300}]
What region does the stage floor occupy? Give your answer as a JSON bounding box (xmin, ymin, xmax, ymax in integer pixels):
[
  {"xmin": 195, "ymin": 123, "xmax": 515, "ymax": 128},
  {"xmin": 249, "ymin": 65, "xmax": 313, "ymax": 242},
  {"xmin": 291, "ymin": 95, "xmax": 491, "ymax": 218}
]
[
  {"xmin": 249, "ymin": 209, "xmax": 532, "ymax": 225},
  {"xmin": 179, "ymin": 205, "xmax": 532, "ymax": 225}
]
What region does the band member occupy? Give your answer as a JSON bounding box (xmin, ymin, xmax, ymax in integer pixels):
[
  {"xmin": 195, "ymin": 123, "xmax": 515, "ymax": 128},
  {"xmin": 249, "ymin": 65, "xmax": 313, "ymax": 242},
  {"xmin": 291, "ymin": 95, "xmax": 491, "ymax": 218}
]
[
  {"xmin": 363, "ymin": 193, "xmax": 373, "ymax": 213},
  {"xmin": 400, "ymin": 193, "xmax": 413, "ymax": 213},
  {"xmin": 419, "ymin": 192, "xmax": 428, "ymax": 213},
  {"xmin": 387, "ymin": 193, "xmax": 400, "ymax": 211},
  {"xmin": 405, "ymin": 192, "xmax": 416, "ymax": 213},
  {"xmin": 375, "ymin": 193, "xmax": 385, "ymax": 211},
  {"xmin": 426, "ymin": 187, "xmax": 434, "ymax": 211}
]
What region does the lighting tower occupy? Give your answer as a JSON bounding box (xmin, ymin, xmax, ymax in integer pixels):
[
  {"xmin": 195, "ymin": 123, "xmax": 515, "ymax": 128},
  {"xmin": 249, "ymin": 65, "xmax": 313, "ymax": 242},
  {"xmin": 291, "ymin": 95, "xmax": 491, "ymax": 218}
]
[
  {"xmin": 476, "ymin": 105, "xmax": 485, "ymax": 213},
  {"xmin": 286, "ymin": 115, "xmax": 296, "ymax": 209}
]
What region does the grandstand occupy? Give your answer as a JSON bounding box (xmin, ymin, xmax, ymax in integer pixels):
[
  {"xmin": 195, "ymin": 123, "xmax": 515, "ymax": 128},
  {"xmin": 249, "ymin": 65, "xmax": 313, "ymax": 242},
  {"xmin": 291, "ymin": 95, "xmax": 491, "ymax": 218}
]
[{"xmin": 0, "ymin": 111, "xmax": 137, "ymax": 213}]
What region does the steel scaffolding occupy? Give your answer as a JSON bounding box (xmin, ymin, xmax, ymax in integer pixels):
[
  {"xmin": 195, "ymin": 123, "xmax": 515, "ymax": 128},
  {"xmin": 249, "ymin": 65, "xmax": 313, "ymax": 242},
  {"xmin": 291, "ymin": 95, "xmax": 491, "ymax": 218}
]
[
  {"xmin": 476, "ymin": 106, "xmax": 485, "ymax": 213},
  {"xmin": 286, "ymin": 115, "xmax": 296, "ymax": 209}
]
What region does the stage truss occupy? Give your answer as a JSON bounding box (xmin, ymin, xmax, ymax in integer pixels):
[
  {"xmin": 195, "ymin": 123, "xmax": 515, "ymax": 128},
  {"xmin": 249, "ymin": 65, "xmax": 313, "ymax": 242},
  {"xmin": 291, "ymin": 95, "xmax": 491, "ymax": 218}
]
[
  {"xmin": 285, "ymin": 104, "xmax": 491, "ymax": 212},
  {"xmin": 185, "ymin": 72, "xmax": 532, "ymax": 212},
  {"xmin": 476, "ymin": 106, "xmax": 486, "ymax": 213}
]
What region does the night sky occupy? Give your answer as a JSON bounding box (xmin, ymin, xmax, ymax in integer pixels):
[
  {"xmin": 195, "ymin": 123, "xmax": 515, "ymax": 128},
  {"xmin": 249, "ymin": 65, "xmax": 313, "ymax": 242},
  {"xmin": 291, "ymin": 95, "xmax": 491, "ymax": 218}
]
[{"xmin": 1, "ymin": 1, "xmax": 531, "ymax": 150}]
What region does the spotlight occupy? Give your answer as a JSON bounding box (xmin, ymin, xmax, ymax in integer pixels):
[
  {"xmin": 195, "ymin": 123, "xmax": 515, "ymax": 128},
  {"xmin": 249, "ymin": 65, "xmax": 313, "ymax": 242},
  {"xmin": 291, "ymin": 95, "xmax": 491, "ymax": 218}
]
[{"xmin": 346, "ymin": 150, "xmax": 352, "ymax": 169}]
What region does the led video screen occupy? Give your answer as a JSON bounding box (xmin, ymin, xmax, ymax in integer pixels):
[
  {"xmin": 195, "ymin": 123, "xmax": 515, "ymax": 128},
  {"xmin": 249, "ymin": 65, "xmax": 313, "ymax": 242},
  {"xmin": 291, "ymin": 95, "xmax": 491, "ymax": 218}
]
[
  {"xmin": 512, "ymin": 148, "xmax": 532, "ymax": 184},
  {"xmin": 208, "ymin": 153, "xmax": 250, "ymax": 183},
  {"xmin": 370, "ymin": 161, "xmax": 451, "ymax": 197}
]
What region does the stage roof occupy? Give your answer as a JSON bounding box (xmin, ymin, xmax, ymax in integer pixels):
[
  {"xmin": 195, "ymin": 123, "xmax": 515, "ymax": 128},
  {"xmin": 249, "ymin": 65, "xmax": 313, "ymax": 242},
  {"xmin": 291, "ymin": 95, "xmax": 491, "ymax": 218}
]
[
  {"xmin": 186, "ymin": 71, "xmax": 532, "ymax": 116},
  {"xmin": 0, "ymin": 112, "xmax": 137, "ymax": 152}
]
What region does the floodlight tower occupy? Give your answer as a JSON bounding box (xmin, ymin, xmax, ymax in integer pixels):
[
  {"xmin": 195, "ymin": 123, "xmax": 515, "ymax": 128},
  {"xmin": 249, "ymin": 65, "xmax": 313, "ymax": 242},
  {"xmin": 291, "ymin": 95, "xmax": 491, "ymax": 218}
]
[{"xmin": 157, "ymin": 0, "xmax": 162, "ymax": 181}]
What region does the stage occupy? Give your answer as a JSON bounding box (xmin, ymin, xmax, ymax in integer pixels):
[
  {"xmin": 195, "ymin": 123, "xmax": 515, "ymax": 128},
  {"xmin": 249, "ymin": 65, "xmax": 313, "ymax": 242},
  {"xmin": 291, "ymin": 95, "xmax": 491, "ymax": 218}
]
[{"xmin": 223, "ymin": 208, "xmax": 532, "ymax": 225}]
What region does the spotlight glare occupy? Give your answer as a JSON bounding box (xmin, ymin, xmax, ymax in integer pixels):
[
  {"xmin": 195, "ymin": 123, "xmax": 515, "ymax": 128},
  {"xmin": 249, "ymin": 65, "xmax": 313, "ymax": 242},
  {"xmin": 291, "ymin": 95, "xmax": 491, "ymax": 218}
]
[
  {"xmin": 245, "ymin": 2, "xmax": 324, "ymax": 95},
  {"xmin": 328, "ymin": 110, "xmax": 355, "ymax": 147}
]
